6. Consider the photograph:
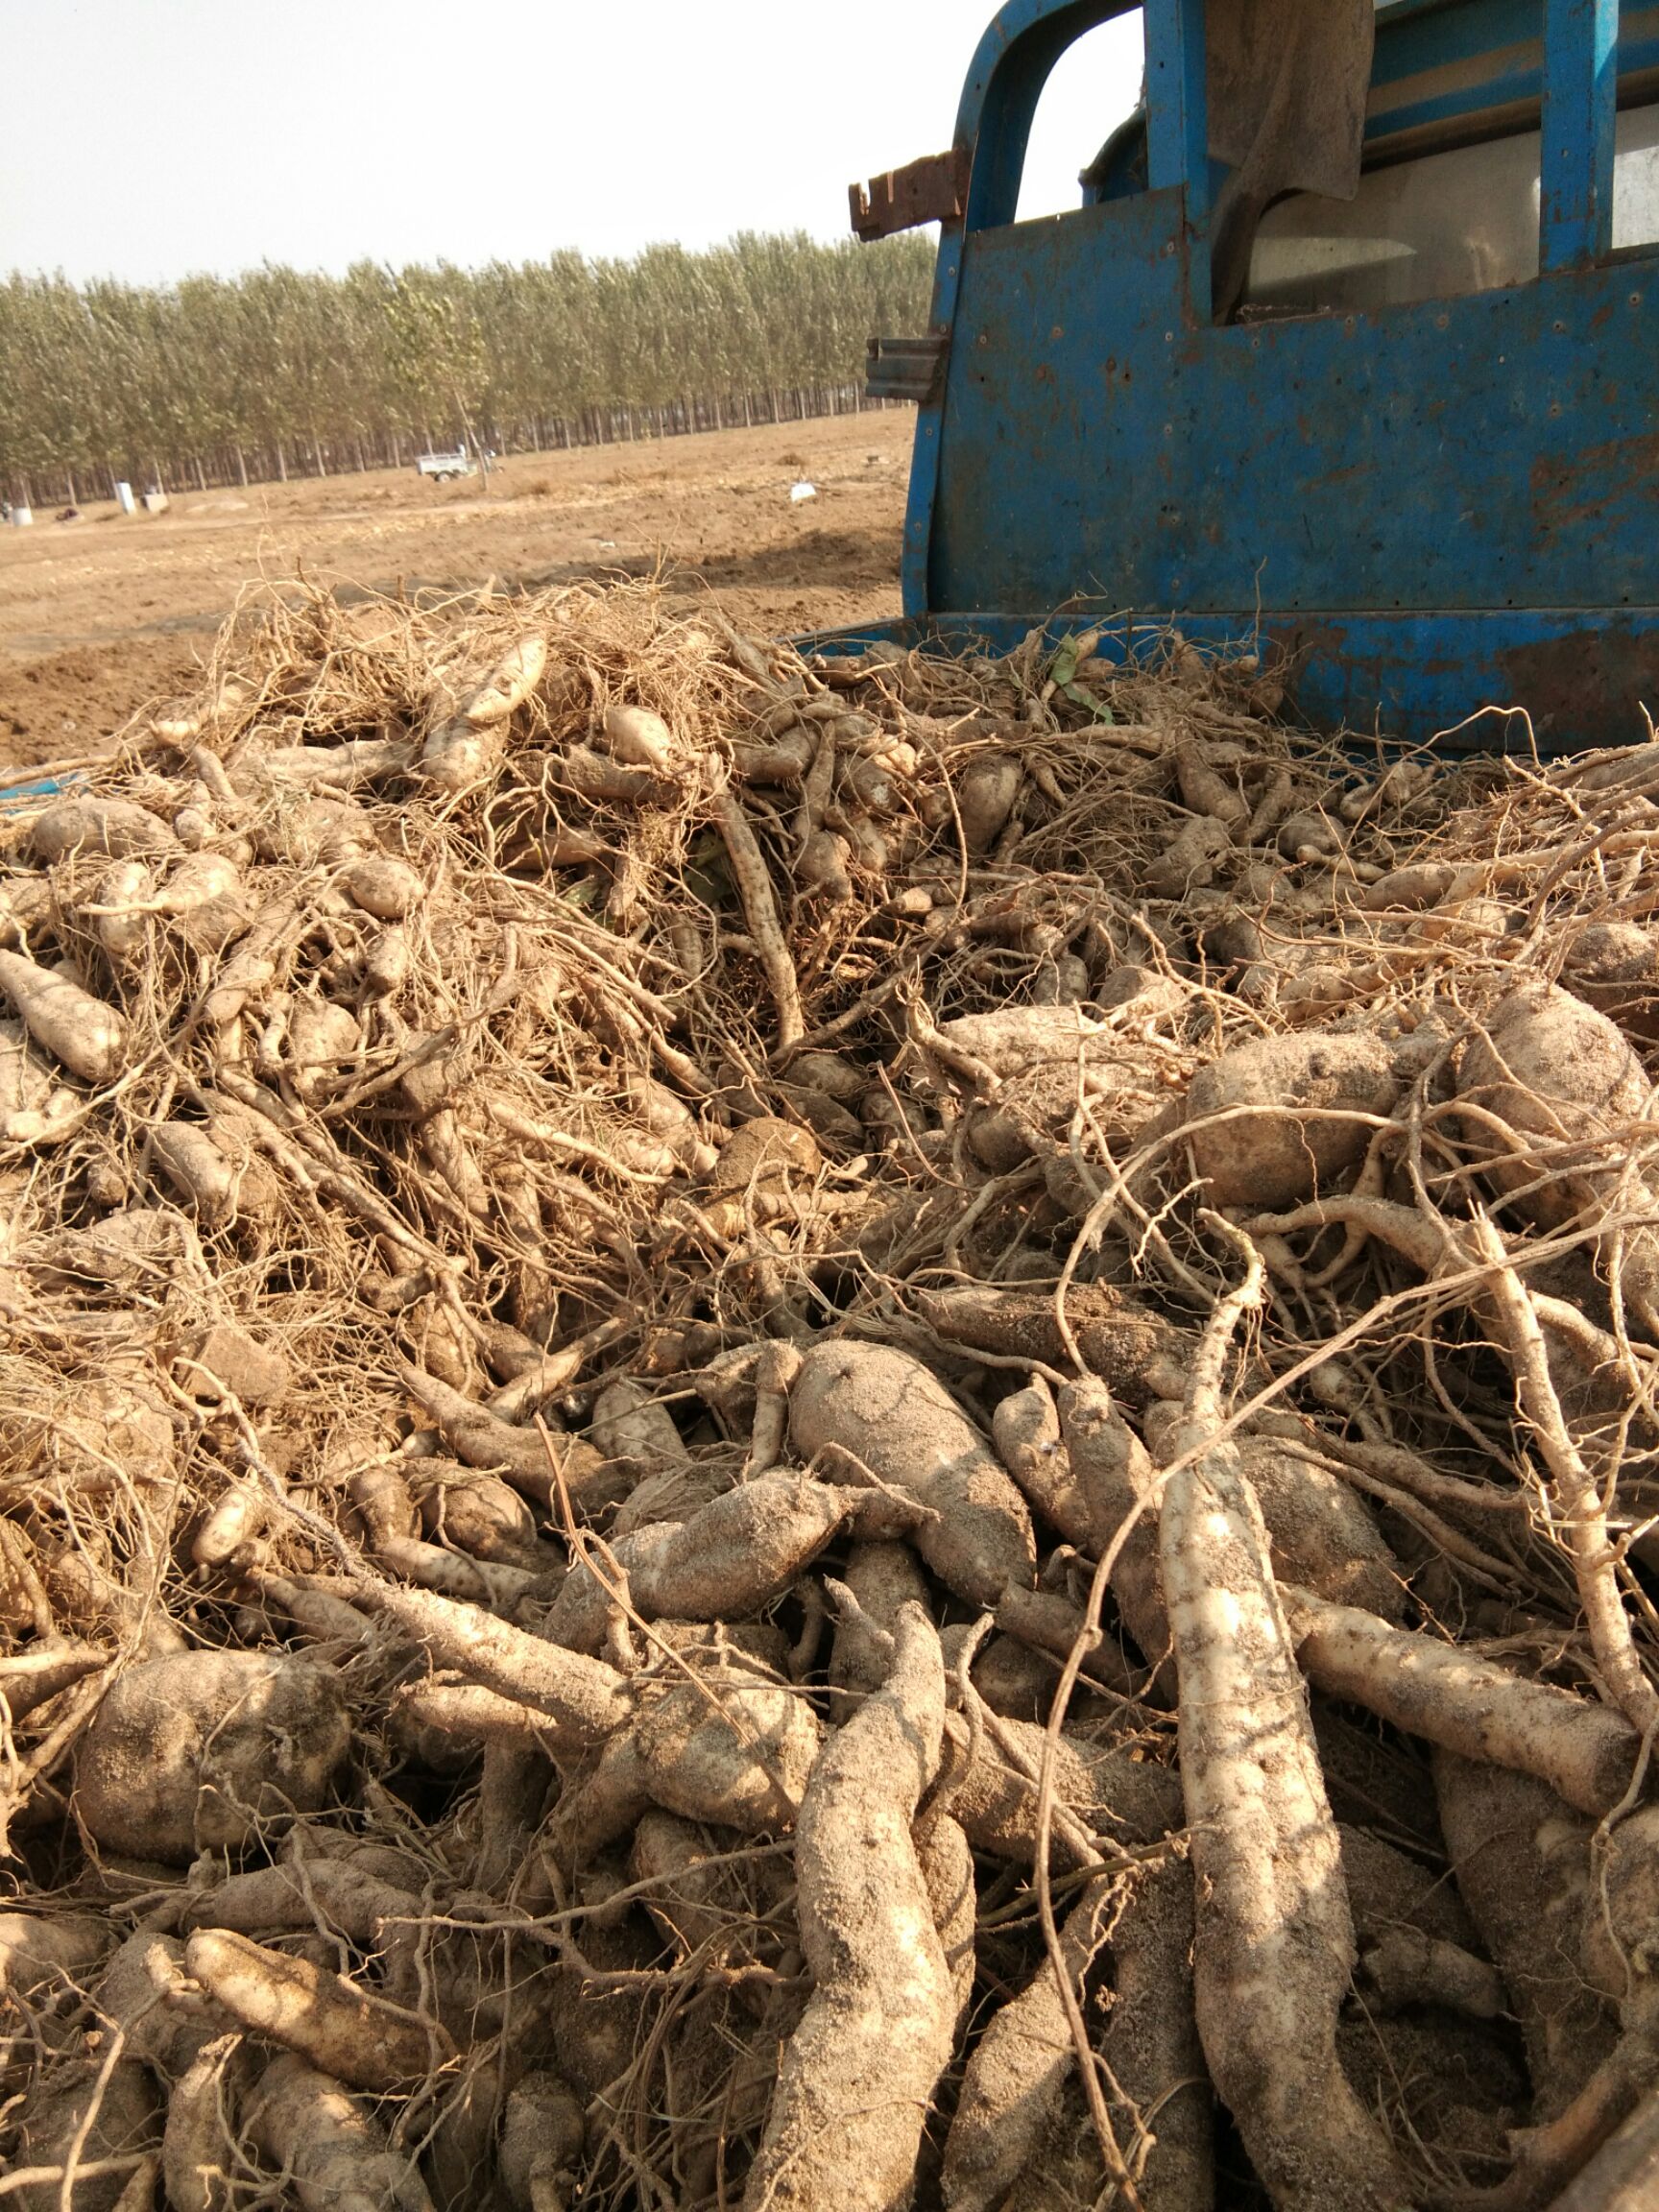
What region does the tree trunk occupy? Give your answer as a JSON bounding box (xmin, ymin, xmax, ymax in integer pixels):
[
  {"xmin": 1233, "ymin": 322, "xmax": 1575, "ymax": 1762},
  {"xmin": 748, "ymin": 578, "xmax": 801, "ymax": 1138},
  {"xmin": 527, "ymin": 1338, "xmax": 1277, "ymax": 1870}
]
[{"xmin": 275, "ymin": 443, "xmax": 288, "ymax": 483}]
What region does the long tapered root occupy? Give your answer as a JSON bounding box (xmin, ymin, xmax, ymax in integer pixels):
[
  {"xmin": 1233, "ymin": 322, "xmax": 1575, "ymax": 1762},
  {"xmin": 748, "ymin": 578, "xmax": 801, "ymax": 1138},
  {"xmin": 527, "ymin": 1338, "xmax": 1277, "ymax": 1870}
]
[
  {"xmin": 1159, "ymin": 1243, "xmax": 1411, "ymax": 2212},
  {"xmin": 743, "ymin": 1603, "xmax": 955, "ymax": 2212}
]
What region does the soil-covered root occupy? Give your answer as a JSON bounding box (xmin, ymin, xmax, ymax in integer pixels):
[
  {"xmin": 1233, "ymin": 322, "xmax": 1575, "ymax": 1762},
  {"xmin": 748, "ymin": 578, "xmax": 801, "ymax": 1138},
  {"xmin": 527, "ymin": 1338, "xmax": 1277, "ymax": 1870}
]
[
  {"xmin": 547, "ymin": 1653, "xmax": 821, "ymax": 1860},
  {"xmin": 993, "ymin": 1584, "xmax": 1148, "ymax": 1702},
  {"xmin": 918, "ymin": 1805, "xmax": 977, "ymax": 2031},
  {"xmin": 1425, "ymin": 1800, "xmax": 1659, "ymax": 2209},
  {"xmin": 926, "ymin": 1285, "xmax": 1190, "ymax": 1409},
  {"xmin": 787, "ymin": 1340, "xmax": 1037, "ymax": 1606},
  {"xmin": 829, "ymin": 1538, "xmax": 931, "ymax": 1705},
  {"xmin": 1284, "ymin": 1588, "xmax": 1644, "ymax": 1816},
  {"xmin": 542, "ymin": 1912, "xmax": 656, "ymax": 2099},
  {"xmin": 1478, "ymin": 1805, "xmax": 1659, "ymax": 2207},
  {"xmin": 182, "ymin": 1928, "xmax": 456, "ymax": 2091},
  {"xmin": 246, "ymin": 2050, "xmax": 436, "ymax": 2212},
  {"xmin": 1158, "ymin": 1254, "xmax": 1410, "ymax": 2212},
  {"xmin": 630, "ymin": 1806, "xmax": 781, "ymax": 1966},
  {"xmin": 1102, "ymin": 1854, "xmax": 1214, "ymax": 2212},
  {"xmin": 0, "ymin": 1911, "xmax": 108, "ymax": 1998},
  {"xmin": 1358, "ymin": 1925, "xmax": 1507, "ymax": 2019},
  {"xmin": 950, "ymin": 1856, "xmax": 1211, "ymax": 2212},
  {"xmin": 11, "ymin": 2055, "xmax": 161, "ymax": 2212},
  {"xmin": 91, "ymin": 1926, "xmax": 246, "ymax": 2196},
  {"xmin": 177, "ymin": 1853, "xmax": 424, "ymax": 1943},
  {"xmin": 410, "ymin": 1462, "xmax": 554, "ymax": 1571},
  {"xmin": 72, "ymin": 1649, "xmax": 352, "ymax": 1863},
  {"xmin": 498, "ymin": 2071, "xmax": 587, "ymax": 2212},
  {"xmin": 0, "ymin": 949, "xmax": 130, "ymax": 1085},
  {"xmin": 163, "ymin": 2034, "xmax": 251, "ymax": 2212},
  {"xmin": 742, "ymin": 1601, "xmax": 955, "ymax": 2212},
  {"xmin": 1234, "ymin": 1437, "xmax": 1404, "ymax": 1621},
  {"xmin": 1338, "ymin": 1821, "xmax": 1479, "ymax": 1952},
  {"xmin": 1055, "ymin": 1378, "xmax": 1170, "ymax": 1672},
  {"xmin": 340, "ymin": 1577, "xmax": 632, "ymax": 1747},
  {"xmin": 390, "ymin": 1675, "xmax": 566, "ymax": 1760},
  {"xmin": 943, "ymin": 1711, "xmax": 1179, "ymax": 1864},
  {"xmin": 941, "ymin": 1873, "xmax": 1118, "ymax": 2212},
  {"xmin": 1456, "ymin": 981, "xmax": 1652, "ymax": 1234},
  {"xmin": 395, "ymin": 1361, "xmax": 612, "ymax": 1513},
  {"xmin": 629, "ymin": 1661, "xmax": 822, "ymax": 1836},
  {"xmin": 543, "ymin": 1470, "xmax": 888, "ymax": 1653},
  {"xmin": 591, "ymin": 1377, "xmax": 690, "ymax": 1490},
  {"xmin": 1433, "ymin": 1752, "xmax": 1619, "ymax": 2124},
  {"xmin": 992, "ymin": 1374, "xmax": 1073, "ymax": 1527},
  {"xmin": 1542, "ymin": 2086, "xmax": 1659, "ymax": 2212},
  {"xmin": 349, "ymin": 1462, "xmax": 541, "ymax": 1607},
  {"xmin": 95, "ymin": 1930, "xmax": 233, "ymax": 2079},
  {"xmin": 466, "ymin": 1732, "xmax": 553, "ymax": 1897},
  {"xmin": 1179, "ymin": 1030, "xmax": 1404, "ymax": 1211}
]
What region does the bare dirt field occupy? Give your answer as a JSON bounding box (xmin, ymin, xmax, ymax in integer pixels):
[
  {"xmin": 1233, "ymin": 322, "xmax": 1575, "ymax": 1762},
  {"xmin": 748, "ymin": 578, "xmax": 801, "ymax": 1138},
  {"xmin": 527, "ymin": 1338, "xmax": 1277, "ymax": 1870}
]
[{"xmin": 0, "ymin": 411, "xmax": 911, "ymax": 771}]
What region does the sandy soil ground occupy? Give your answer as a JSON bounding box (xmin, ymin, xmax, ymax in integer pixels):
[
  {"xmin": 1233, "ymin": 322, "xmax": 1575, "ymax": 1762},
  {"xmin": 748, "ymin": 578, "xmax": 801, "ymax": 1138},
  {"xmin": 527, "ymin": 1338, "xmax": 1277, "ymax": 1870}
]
[{"xmin": 0, "ymin": 411, "xmax": 912, "ymax": 771}]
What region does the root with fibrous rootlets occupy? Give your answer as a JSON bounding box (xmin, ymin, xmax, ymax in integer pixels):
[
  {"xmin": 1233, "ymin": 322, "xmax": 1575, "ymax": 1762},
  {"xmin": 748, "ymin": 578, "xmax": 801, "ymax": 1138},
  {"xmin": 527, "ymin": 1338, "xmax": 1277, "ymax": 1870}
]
[
  {"xmin": 741, "ymin": 1601, "xmax": 955, "ymax": 2212},
  {"xmin": 1157, "ymin": 1230, "xmax": 1412, "ymax": 2212},
  {"xmin": 11, "ymin": 570, "xmax": 1659, "ymax": 2209}
]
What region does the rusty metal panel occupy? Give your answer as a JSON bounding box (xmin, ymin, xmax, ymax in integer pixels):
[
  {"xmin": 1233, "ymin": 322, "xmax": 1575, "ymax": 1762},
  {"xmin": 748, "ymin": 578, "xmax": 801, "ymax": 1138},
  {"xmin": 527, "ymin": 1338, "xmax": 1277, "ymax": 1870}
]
[
  {"xmin": 854, "ymin": 0, "xmax": 1659, "ymax": 745},
  {"xmin": 850, "ymin": 149, "xmax": 973, "ymax": 241},
  {"xmin": 865, "ymin": 335, "xmax": 950, "ymax": 404},
  {"xmin": 932, "ymin": 192, "xmax": 1659, "ymax": 612}
]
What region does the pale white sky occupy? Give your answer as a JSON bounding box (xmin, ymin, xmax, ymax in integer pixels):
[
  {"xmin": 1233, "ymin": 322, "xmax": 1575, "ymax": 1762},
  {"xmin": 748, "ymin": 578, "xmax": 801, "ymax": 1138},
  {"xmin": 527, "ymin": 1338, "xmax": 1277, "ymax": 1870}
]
[{"xmin": 0, "ymin": 1, "xmax": 1144, "ymax": 281}]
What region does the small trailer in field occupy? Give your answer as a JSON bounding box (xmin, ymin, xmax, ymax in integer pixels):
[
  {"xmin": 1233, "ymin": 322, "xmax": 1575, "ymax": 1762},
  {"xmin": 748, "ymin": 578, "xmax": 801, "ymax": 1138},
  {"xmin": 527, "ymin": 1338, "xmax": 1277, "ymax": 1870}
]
[{"xmin": 415, "ymin": 445, "xmax": 475, "ymax": 482}]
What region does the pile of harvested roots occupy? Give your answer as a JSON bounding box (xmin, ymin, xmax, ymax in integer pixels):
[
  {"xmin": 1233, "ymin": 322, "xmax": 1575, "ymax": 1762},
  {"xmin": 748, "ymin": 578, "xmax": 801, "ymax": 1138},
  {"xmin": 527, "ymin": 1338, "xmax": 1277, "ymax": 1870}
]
[{"xmin": 6, "ymin": 579, "xmax": 1659, "ymax": 2212}]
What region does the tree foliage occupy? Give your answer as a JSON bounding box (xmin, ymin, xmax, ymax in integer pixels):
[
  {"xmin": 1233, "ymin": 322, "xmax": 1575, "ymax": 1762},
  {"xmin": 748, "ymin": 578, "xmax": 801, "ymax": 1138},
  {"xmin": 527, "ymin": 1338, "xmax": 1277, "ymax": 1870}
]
[{"xmin": 0, "ymin": 231, "xmax": 935, "ymax": 496}]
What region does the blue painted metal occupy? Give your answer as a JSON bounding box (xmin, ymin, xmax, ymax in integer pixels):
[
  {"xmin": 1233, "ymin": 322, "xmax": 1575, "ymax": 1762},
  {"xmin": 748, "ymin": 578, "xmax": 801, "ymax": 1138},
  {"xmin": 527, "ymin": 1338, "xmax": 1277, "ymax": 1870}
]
[
  {"xmin": 1364, "ymin": 0, "xmax": 1659, "ymax": 148},
  {"xmin": 1541, "ymin": 0, "xmax": 1620, "ymax": 266},
  {"xmin": 898, "ymin": 0, "xmax": 1146, "ymax": 613},
  {"xmin": 0, "ymin": 775, "xmax": 76, "ymax": 809},
  {"xmin": 1145, "ymin": 0, "xmax": 1211, "ymax": 317},
  {"xmin": 820, "ymin": 0, "xmax": 1659, "ymax": 750}
]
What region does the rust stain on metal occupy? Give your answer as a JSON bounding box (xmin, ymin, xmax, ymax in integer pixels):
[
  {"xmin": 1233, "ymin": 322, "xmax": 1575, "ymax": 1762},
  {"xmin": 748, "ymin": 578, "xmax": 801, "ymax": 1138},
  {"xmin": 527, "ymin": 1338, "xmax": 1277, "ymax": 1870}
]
[
  {"xmin": 850, "ymin": 148, "xmax": 972, "ymax": 242},
  {"xmin": 1529, "ymin": 432, "xmax": 1659, "ymax": 537},
  {"xmin": 1492, "ymin": 627, "xmax": 1659, "ymax": 743}
]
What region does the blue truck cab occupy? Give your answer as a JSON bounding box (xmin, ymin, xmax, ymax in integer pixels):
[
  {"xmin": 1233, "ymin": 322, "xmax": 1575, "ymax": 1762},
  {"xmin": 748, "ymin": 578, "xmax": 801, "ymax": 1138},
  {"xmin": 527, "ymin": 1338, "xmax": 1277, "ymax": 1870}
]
[{"xmin": 840, "ymin": 0, "xmax": 1659, "ymax": 750}]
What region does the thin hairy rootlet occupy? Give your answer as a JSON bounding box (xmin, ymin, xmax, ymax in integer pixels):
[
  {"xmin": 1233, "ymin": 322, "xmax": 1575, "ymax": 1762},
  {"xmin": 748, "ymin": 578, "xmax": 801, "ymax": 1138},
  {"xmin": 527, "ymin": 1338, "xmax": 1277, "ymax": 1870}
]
[{"xmin": 10, "ymin": 577, "xmax": 1659, "ymax": 2208}]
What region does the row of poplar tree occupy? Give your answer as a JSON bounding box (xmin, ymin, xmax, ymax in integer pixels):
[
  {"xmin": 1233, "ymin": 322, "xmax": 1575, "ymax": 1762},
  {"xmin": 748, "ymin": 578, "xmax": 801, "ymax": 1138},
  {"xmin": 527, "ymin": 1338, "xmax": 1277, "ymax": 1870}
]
[{"xmin": 0, "ymin": 231, "xmax": 936, "ymax": 505}]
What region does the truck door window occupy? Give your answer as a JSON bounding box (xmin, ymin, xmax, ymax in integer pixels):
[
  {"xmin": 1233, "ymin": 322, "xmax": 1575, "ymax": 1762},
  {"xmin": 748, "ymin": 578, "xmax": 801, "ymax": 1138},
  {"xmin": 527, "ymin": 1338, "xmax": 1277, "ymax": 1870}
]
[
  {"xmin": 1241, "ymin": 103, "xmax": 1659, "ymax": 318},
  {"xmin": 1616, "ymin": 102, "xmax": 1659, "ymax": 250},
  {"xmin": 1013, "ymin": 10, "xmax": 1145, "ymax": 223}
]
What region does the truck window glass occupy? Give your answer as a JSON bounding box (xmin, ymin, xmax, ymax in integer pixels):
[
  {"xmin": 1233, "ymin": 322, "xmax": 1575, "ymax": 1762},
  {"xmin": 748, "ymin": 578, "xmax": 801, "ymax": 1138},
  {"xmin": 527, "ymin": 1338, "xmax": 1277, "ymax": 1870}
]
[
  {"xmin": 1241, "ymin": 102, "xmax": 1659, "ymax": 319},
  {"xmin": 1014, "ymin": 9, "xmax": 1145, "ymax": 224}
]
